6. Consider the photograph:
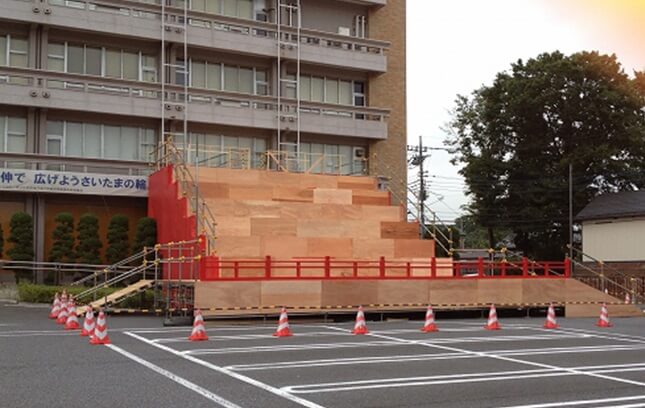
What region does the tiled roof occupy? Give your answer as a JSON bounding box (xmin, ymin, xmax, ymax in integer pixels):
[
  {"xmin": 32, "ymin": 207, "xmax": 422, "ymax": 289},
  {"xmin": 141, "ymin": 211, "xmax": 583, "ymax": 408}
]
[{"xmin": 576, "ymin": 191, "xmax": 645, "ymax": 221}]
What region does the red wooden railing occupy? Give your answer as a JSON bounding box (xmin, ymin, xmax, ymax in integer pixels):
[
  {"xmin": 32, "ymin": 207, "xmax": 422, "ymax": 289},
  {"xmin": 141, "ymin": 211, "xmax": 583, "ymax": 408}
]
[{"xmin": 199, "ymin": 256, "xmax": 571, "ymax": 281}]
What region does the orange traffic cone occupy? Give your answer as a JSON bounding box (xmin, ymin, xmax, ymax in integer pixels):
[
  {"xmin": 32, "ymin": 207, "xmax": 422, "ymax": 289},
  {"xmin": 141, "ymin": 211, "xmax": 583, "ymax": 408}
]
[
  {"xmin": 90, "ymin": 309, "xmax": 111, "ymax": 345},
  {"xmin": 596, "ymin": 303, "xmax": 613, "ymax": 328},
  {"xmin": 273, "ymin": 307, "xmax": 293, "ymax": 337},
  {"xmin": 64, "ymin": 300, "xmax": 81, "ymax": 330},
  {"xmin": 421, "ymin": 305, "xmax": 439, "ymax": 332},
  {"xmin": 543, "ymin": 303, "xmax": 559, "ymax": 329},
  {"xmin": 352, "ymin": 306, "xmax": 369, "ymax": 335},
  {"xmin": 624, "ymin": 292, "xmax": 631, "ymax": 304},
  {"xmin": 188, "ymin": 309, "xmax": 209, "ymax": 341},
  {"xmin": 49, "ymin": 293, "xmax": 61, "ymax": 319},
  {"xmin": 484, "ymin": 304, "xmax": 501, "ymax": 330},
  {"xmin": 56, "ymin": 299, "xmax": 69, "ymax": 325},
  {"xmin": 81, "ymin": 306, "xmax": 95, "ymax": 337}
]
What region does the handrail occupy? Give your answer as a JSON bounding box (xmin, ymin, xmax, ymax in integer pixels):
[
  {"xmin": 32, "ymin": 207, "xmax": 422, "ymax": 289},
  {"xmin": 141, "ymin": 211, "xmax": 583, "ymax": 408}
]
[
  {"xmin": 202, "ymin": 256, "xmax": 570, "ymax": 281},
  {"xmin": 74, "ymin": 263, "xmax": 153, "ymax": 300},
  {"xmin": 0, "ymin": 66, "xmax": 389, "ymax": 124},
  {"xmin": 151, "ymin": 141, "xmax": 217, "ymax": 255},
  {"xmin": 568, "ymin": 245, "xmax": 633, "ymax": 280},
  {"xmin": 35, "ymin": 0, "xmax": 390, "ymax": 55}
]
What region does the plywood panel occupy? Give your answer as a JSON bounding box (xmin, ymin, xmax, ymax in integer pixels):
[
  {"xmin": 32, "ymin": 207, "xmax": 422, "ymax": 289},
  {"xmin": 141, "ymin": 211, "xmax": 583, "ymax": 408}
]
[
  {"xmin": 195, "ymin": 281, "xmax": 260, "ymax": 309},
  {"xmin": 273, "ymin": 186, "xmax": 314, "ymax": 203},
  {"xmin": 394, "ymin": 239, "xmax": 435, "ymax": 259},
  {"xmin": 376, "ymin": 280, "xmax": 430, "ymax": 304},
  {"xmin": 215, "ymin": 236, "xmax": 262, "ymax": 257},
  {"xmin": 216, "ymin": 217, "xmax": 251, "ymax": 237},
  {"xmin": 337, "ymin": 176, "xmax": 376, "ymax": 191},
  {"xmin": 352, "ymin": 238, "xmax": 395, "ymax": 259},
  {"xmin": 321, "ymin": 280, "xmax": 379, "ymax": 306},
  {"xmin": 306, "ymin": 237, "xmax": 354, "ymax": 258},
  {"xmin": 477, "ymin": 280, "xmax": 522, "ymax": 304},
  {"xmin": 228, "ymin": 185, "xmax": 274, "ymax": 200},
  {"xmin": 261, "ymin": 281, "xmax": 322, "ymax": 308},
  {"xmin": 199, "ymin": 182, "xmax": 230, "ymax": 199},
  {"xmin": 251, "ymin": 217, "xmax": 297, "ymax": 237},
  {"xmin": 566, "ymin": 303, "xmax": 642, "ymax": 318},
  {"xmin": 262, "ymin": 236, "xmax": 308, "ymax": 258},
  {"xmin": 522, "ymin": 279, "xmax": 566, "ymax": 303},
  {"xmin": 428, "ymin": 280, "xmax": 478, "ymax": 304},
  {"xmin": 564, "ymin": 279, "xmax": 618, "ymax": 303},
  {"xmin": 361, "ymin": 205, "xmax": 404, "ymax": 222},
  {"xmin": 381, "ymin": 221, "xmax": 419, "ymax": 239},
  {"xmin": 353, "ymin": 190, "xmax": 390, "ymax": 206},
  {"xmin": 313, "ymin": 188, "xmax": 353, "ymax": 205}
]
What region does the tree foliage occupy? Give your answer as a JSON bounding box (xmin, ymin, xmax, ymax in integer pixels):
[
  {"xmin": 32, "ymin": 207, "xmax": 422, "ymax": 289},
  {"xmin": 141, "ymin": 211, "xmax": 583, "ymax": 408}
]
[
  {"xmin": 0, "ymin": 223, "xmax": 4, "ymax": 258},
  {"xmin": 48, "ymin": 212, "xmax": 76, "ymax": 263},
  {"xmin": 7, "ymin": 212, "xmax": 34, "ymax": 262},
  {"xmin": 76, "ymin": 213, "xmax": 102, "ymax": 265},
  {"xmin": 132, "ymin": 217, "xmax": 157, "ymax": 256},
  {"xmin": 448, "ymin": 51, "xmax": 645, "ymax": 259},
  {"xmin": 105, "ymin": 214, "xmax": 130, "ymax": 264}
]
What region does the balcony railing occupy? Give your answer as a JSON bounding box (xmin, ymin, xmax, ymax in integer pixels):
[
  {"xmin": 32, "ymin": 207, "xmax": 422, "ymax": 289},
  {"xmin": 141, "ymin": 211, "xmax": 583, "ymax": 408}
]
[
  {"xmin": 0, "ymin": 66, "xmax": 389, "ymax": 135},
  {"xmin": 9, "ymin": 0, "xmax": 389, "ymax": 65}
]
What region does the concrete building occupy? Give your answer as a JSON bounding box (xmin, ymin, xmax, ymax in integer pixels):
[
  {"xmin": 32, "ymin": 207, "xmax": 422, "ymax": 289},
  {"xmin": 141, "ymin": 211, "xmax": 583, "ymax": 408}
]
[
  {"xmin": 576, "ymin": 191, "xmax": 645, "ymax": 275},
  {"xmin": 0, "ymin": 0, "xmax": 407, "ymax": 262}
]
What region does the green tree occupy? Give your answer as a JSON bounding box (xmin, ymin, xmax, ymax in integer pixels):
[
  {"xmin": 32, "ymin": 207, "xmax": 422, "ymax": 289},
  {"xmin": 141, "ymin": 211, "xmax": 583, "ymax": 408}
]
[
  {"xmin": 132, "ymin": 217, "xmax": 157, "ymax": 257},
  {"xmin": 48, "ymin": 212, "xmax": 76, "ymax": 263},
  {"xmin": 105, "ymin": 214, "xmax": 130, "ymax": 264},
  {"xmin": 76, "ymin": 213, "xmax": 102, "ymax": 265},
  {"xmin": 0, "ymin": 223, "xmax": 4, "ymax": 258},
  {"xmin": 7, "ymin": 212, "xmax": 34, "ymax": 282},
  {"xmin": 448, "ymin": 51, "xmax": 645, "ymax": 259}
]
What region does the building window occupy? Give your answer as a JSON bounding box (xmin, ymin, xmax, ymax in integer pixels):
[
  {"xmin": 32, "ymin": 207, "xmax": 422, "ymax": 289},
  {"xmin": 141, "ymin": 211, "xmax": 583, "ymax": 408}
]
[
  {"xmin": 193, "ymin": 0, "xmax": 254, "ymax": 19},
  {"xmin": 296, "ymin": 74, "xmax": 365, "ymax": 106},
  {"xmin": 298, "ymin": 142, "xmax": 366, "ymax": 175},
  {"xmin": 0, "ymin": 116, "xmax": 27, "ymax": 153},
  {"xmin": 188, "ymin": 59, "xmax": 266, "ymax": 95},
  {"xmin": 46, "ymin": 121, "xmax": 156, "ymax": 162},
  {"xmin": 182, "ymin": 132, "xmax": 266, "ymax": 168},
  {"xmin": 47, "ymin": 42, "xmax": 157, "ymax": 82},
  {"xmin": 0, "ymin": 35, "xmax": 29, "ymax": 67}
]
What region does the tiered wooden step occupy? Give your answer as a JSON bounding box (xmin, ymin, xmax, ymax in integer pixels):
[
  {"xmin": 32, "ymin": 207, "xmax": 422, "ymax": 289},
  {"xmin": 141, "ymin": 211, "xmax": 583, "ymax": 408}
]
[{"xmin": 191, "ymin": 168, "xmax": 435, "ymax": 261}]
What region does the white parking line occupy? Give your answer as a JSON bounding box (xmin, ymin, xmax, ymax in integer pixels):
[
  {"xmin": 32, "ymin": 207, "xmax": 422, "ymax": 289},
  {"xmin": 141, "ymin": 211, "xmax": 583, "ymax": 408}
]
[
  {"xmin": 283, "ymin": 362, "xmax": 645, "ymax": 394},
  {"xmin": 183, "ymin": 340, "xmax": 405, "ymax": 356},
  {"xmin": 126, "ymin": 331, "xmax": 327, "ymax": 408},
  {"xmin": 501, "ymin": 395, "xmax": 645, "ymax": 407},
  {"xmin": 154, "ymin": 331, "xmax": 342, "ymax": 343},
  {"xmin": 228, "ymin": 344, "xmax": 645, "ymax": 371},
  {"xmin": 106, "ymin": 344, "xmax": 242, "ymax": 408},
  {"xmin": 322, "ymin": 326, "xmax": 645, "ymax": 390}
]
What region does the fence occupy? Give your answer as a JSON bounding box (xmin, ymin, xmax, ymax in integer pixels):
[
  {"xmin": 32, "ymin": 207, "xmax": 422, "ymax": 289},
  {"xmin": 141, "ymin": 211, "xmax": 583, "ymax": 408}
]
[{"xmin": 200, "ymin": 256, "xmax": 570, "ymax": 281}]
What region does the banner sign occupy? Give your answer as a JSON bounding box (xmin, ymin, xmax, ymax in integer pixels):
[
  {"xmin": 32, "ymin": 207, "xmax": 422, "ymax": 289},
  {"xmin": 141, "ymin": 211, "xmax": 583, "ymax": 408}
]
[{"xmin": 0, "ymin": 168, "xmax": 148, "ymax": 197}]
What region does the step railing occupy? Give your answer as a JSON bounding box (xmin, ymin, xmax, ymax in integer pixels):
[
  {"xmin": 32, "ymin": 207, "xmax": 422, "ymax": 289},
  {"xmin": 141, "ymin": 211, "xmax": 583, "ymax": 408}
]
[
  {"xmin": 568, "ymin": 246, "xmax": 643, "ymax": 304},
  {"xmin": 152, "ymin": 139, "xmax": 217, "ymax": 255},
  {"xmin": 70, "ymin": 247, "xmax": 156, "ymax": 286}
]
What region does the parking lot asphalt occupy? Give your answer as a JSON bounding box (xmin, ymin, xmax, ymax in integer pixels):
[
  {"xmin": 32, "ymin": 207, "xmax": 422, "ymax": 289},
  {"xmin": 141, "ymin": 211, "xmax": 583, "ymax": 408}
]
[{"xmin": 1, "ymin": 303, "xmax": 644, "ymax": 408}]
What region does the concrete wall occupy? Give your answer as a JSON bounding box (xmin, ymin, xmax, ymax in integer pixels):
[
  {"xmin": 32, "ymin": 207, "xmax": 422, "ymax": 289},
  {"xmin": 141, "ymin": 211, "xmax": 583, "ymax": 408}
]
[
  {"xmin": 582, "ymin": 217, "xmax": 645, "ymax": 262},
  {"xmin": 368, "ymin": 0, "xmax": 407, "ymax": 203}
]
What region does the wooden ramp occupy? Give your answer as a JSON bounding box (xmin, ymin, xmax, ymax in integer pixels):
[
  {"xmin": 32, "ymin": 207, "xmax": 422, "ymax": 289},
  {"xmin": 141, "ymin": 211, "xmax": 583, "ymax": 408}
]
[{"xmin": 77, "ymin": 280, "xmax": 155, "ymax": 315}]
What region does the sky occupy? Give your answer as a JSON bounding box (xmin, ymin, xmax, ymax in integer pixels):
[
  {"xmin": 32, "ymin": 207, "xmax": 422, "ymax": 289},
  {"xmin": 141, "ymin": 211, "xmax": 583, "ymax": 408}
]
[{"xmin": 406, "ymin": 0, "xmax": 645, "ymax": 223}]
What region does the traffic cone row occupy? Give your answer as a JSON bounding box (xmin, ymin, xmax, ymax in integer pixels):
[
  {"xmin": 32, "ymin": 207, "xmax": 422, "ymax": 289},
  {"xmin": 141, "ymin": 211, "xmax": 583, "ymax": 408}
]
[
  {"xmin": 81, "ymin": 307, "xmax": 96, "ymax": 337},
  {"xmin": 421, "ymin": 305, "xmax": 438, "ymax": 332},
  {"xmin": 90, "ymin": 310, "xmax": 111, "ymax": 345},
  {"xmin": 484, "ymin": 304, "xmax": 501, "ymax": 330},
  {"xmin": 64, "ymin": 300, "xmax": 81, "ymax": 330},
  {"xmin": 49, "ymin": 292, "xmax": 61, "ymax": 319},
  {"xmin": 273, "ymin": 307, "xmax": 293, "ymax": 337}
]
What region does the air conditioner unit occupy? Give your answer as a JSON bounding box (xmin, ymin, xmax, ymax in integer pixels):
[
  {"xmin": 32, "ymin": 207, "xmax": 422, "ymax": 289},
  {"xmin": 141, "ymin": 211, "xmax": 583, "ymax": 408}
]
[
  {"xmin": 338, "ymin": 26, "xmax": 351, "ymax": 36},
  {"xmin": 353, "ymin": 147, "xmax": 366, "ymax": 158}
]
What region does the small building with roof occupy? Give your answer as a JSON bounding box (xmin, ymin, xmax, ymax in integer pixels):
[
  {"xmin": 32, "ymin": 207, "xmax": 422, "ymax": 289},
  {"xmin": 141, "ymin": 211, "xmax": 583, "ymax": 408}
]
[{"xmin": 576, "ymin": 191, "xmax": 645, "ymax": 266}]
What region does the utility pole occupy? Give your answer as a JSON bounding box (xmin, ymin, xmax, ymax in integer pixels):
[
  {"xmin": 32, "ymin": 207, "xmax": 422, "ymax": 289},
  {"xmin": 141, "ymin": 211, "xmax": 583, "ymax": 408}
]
[
  {"xmin": 407, "ymin": 136, "xmax": 429, "ymax": 239},
  {"xmin": 569, "ymin": 163, "xmax": 573, "ymax": 260}
]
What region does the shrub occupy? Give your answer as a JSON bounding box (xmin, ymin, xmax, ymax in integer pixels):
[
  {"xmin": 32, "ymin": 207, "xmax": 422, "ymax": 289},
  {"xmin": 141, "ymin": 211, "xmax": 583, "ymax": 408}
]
[
  {"xmin": 105, "ymin": 214, "xmax": 130, "ymax": 264},
  {"xmin": 48, "ymin": 212, "xmax": 76, "ymax": 263},
  {"xmin": 132, "ymin": 217, "xmax": 157, "ymax": 256},
  {"xmin": 0, "ymin": 223, "xmax": 4, "ymax": 258},
  {"xmin": 7, "ymin": 212, "xmax": 34, "ymax": 282},
  {"xmin": 76, "ymin": 213, "xmax": 102, "ymax": 265}
]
